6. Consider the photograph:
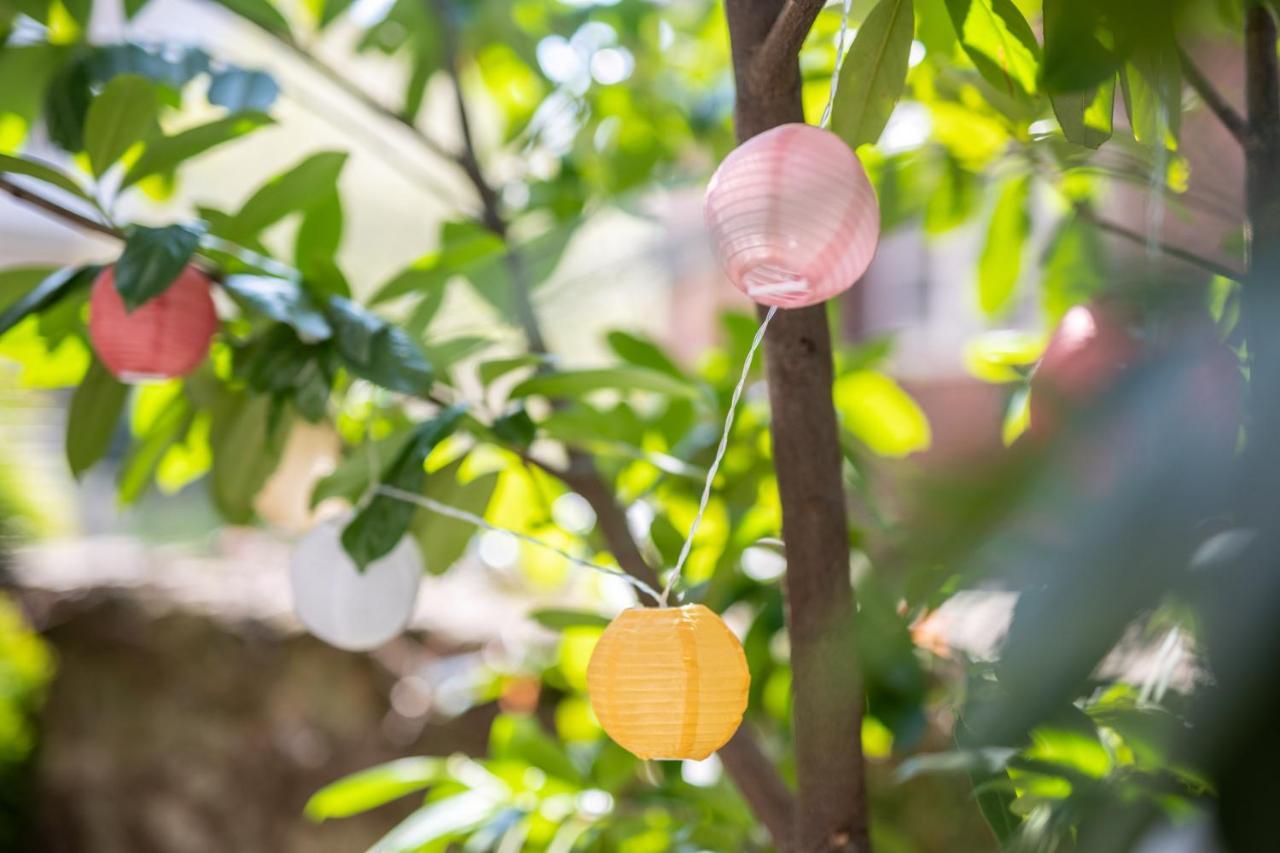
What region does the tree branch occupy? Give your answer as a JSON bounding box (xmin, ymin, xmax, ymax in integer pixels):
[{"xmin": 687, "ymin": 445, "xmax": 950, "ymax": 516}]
[
  {"xmin": 727, "ymin": 0, "xmax": 868, "ymax": 849},
  {"xmin": 1179, "ymin": 47, "xmax": 1252, "ymax": 148},
  {"xmin": 1077, "ymin": 205, "xmax": 1245, "ymax": 280},
  {"xmin": 750, "ymin": 0, "xmax": 828, "ymax": 94},
  {"xmin": 0, "ymin": 177, "xmax": 119, "ymax": 239},
  {"xmin": 424, "ymin": 0, "xmax": 795, "ymax": 837}
]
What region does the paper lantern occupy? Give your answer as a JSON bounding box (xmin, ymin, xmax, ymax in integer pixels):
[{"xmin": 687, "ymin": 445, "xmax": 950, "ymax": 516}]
[
  {"xmin": 587, "ymin": 604, "xmax": 749, "ymax": 760},
  {"xmin": 704, "ymin": 122, "xmax": 880, "ymax": 309},
  {"xmin": 1029, "ymin": 303, "xmax": 1142, "ymax": 436},
  {"xmin": 290, "ymin": 516, "xmax": 423, "ymax": 651},
  {"xmin": 88, "ymin": 264, "xmax": 218, "ymax": 381}
]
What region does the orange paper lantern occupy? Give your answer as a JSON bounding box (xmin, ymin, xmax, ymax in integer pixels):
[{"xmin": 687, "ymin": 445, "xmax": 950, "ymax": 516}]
[
  {"xmin": 88, "ymin": 264, "xmax": 218, "ymax": 381},
  {"xmin": 586, "ymin": 604, "xmax": 749, "ymax": 760}
]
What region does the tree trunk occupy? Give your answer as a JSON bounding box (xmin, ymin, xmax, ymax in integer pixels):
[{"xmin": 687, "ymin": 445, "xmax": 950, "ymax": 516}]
[{"xmin": 724, "ymin": 2, "xmax": 870, "ymax": 851}]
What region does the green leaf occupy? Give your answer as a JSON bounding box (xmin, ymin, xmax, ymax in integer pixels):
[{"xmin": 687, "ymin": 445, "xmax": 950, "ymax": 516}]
[
  {"xmin": 294, "ymin": 191, "xmax": 347, "ymax": 297},
  {"xmin": 977, "ymin": 174, "xmax": 1031, "ymax": 316},
  {"xmin": 1042, "ymin": 215, "xmax": 1105, "ymax": 321},
  {"xmin": 225, "ymin": 151, "xmax": 347, "ymax": 241},
  {"xmin": 1051, "ymin": 77, "xmax": 1116, "ymax": 149},
  {"xmin": 341, "ymin": 407, "xmax": 465, "ymax": 569},
  {"xmin": 221, "ymin": 275, "xmax": 331, "ymax": 342},
  {"xmin": 833, "ymin": 370, "xmax": 931, "ymax": 457},
  {"xmin": 0, "ymin": 265, "xmax": 97, "ymax": 338},
  {"xmin": 605, "ymin": 331, "xmax": 683, "ymax": 379},
  {"xmin": 213, "ymin": 0, "xmax": 292, "ymax": 35},
  {"xmin": 66, "ymin": 358, "xmax": 128, "ymax": 478},
  {"xmin": 310, "ymin": 429, "xmax": 414, "ymax": 508},
  {"xmin": 1122, "ymin": 47, "xmax": 1182, "ymax": 147},
  {"xmin": 477, "ymin": 354, "xmax": 549, "ymax": 385},
  {"xmin": 1040, "ymin": 0, "xmax": 1119, "ymax": 94},
  {"xmin": 924, "ymin": 156, "xmax": 978, "ymax": 234},
  {"xmin": 44, "ymin": 54, "xmax": 91, "ymax": 152},
  {"xmin": 529, "ymin": 608, "xmax": 611, "ymax": 631},
  {"xmin": 114, "ymin": 224, "xmax": 204, "ymax": 311},
  {"xmin": 84, "ymin": 74, "xmax": 157, "ymax": 176},
  {"xmin": 370, "ymin": 221, "xmax": 504, "ymax": 305},
  {"xmin": 510, "ymin": 367, "xmax": 701, "ymax": 403},
  {"xmin": 0, "ymin": 153, "xmax": 91, "ymax": 200},
  {"xmin": 305, "ymin": 757, "xmax": 444, "ymax": 821},
  {"xmin": 122, "ymin": 112, "xmax": 274, "ymax": 190},
  {"xmin": 206, "ymin": 68, "xmax": 279, "ymax": 112},
  {"xmin": 409, "ymin": 459, "xmax": 498, "ymax": 574},
  {"xmin": 943, "ymin": 0, "xmax": 1040, "ymax": 97},
  {"xmin": 830, "ymin": 0, "xmax": 914, "ymax": 149},
  {"xmin": 369, "ymin": 791, "xmax": 496, "ymax": 853},
  {"xmin": 117, "ymin": 390, "xmax": 194, "ymax": 504},
  {"xmin": 490, "ymin": 714, "xmax": 583, "ymax": 783},
  {"xmin": 208, "ymin": 392, "xmax": 288, "ymax": 523},
  {"xmin": 328, "ymin": 297, "xmax": 434, "ymax": 394}
]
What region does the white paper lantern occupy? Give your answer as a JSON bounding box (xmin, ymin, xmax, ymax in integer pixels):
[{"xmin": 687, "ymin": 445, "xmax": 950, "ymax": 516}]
[{"xmin": 290, "ymin": 516, "xmax": 423, "ymax": 651}]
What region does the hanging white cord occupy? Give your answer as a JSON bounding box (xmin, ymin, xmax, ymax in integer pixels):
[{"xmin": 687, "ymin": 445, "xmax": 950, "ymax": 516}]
[
  {"xmin": 659, "ymin": 306, "xmax": 778, "ymax": 605},
  {"xmin": 819, "ymin": 0, "xmax": 854, "ymax": 130},
  {"xmin": 373, "ymin": 484, "xmax": 663, "ymax": 602}
]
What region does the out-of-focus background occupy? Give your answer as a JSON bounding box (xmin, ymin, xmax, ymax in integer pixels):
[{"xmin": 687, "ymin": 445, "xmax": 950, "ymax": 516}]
[{"xmin": 0, "ymin": 0, "xmax": 1259, "ymax": 851}]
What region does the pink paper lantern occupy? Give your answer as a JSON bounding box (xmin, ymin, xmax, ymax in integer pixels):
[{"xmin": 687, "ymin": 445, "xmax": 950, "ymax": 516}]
[
  {"xmin": 704, "ymin": 123, "xmax": 880, "ymax": 309},
  {"xmin": 89, "ymin": 264, "xmax": 218, "ymax": 381}
]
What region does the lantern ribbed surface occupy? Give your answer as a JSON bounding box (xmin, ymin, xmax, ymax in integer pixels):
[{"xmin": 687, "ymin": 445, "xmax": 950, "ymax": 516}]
[
  {"xmin": 88, "ymin": 264, "xmax": 218, "ymax": 382},
  {"xmin": 704, "ymin": 123, "xmax": 880, "ymax": 309},
  {"xmin": 586, "ymin": 604, "xmax": 749, "ymax": 761}
]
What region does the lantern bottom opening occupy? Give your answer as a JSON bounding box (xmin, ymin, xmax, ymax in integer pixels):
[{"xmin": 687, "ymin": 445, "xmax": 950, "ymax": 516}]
[{"xmin": 742, "ymin": 264, "xmax": 810, "ymax": 307}]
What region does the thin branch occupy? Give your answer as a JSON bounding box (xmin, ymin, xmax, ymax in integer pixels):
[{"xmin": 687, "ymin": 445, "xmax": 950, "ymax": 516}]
[
  {"xmin": 750, "ymin": 0, "xmax": 828, "ymax": 93},
  {"xmin": 1079, "ymin": 205, "xmax": 1244, "ymax": 280},
  {"xmin": 1179, "ymin": 46, "xmax": 1253, "ymax": 148},
  {"xmin": 0, "ymin": 177, "xmax": 120, "ymax": 239},
  {"xmin": 236, "ymin": 18, "xmax": 462, "ymax": 169}
]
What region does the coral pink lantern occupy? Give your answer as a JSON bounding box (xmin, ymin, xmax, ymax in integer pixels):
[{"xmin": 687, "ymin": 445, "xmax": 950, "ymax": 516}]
[
  {"xmin": 88, "ymin": 264, "xmax": 218, "ymax": 381},
  {"xmin": 704, "ymin": 123, "xmax": 880, "ymax": 309}
]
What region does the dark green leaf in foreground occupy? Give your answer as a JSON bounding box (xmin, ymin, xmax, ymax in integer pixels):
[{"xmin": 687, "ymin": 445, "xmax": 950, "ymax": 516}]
[
  {"xmin": 66, "ymin": 358, "xmax": 128, "ymax": 478},
  {"xmin": 341, "ymin": 406, "xmax": 466, "ymax": 570},
  {"xmin": 114, "ymin": 224, "xmax": 205, "ymax": 311}
]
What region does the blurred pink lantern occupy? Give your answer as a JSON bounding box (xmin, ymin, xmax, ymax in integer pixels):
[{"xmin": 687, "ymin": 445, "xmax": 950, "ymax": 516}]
[
  {"xmin": 704, "ymin": 123, "xmax": 880, "ymax": 309},
  {"xmin": 89, "ymin": 264, "xmax": 218, "ymax": 381}
]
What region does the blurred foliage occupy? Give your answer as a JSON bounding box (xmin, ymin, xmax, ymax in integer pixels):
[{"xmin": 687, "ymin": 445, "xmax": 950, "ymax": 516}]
[
  {"xmin": 0, "ymin": 592, "xmax": 54, "ymax": 850},
  {"xmin": 0, "ymin": 0, "xmax": 1269, "ymax": 850}
]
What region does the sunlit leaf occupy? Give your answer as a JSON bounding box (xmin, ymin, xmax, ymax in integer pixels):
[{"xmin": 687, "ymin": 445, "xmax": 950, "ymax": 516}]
[
  {"xmin": 943, "ymin": 0, "xmax": 1040, "ymax": 97},
  {"xmin": 834, "ymin": 370, "xmax": 931, "ymax": 457},
  {"xmin": 306, "ymin": 758, "xmax": 445, "ymax": 821},
  {"xmin": 369, "ymin": 791, "xmax": 497, "ymax": 853},
  {"xmin": 830, "ymin": 0, "xmax": 914, "ymax": 149},
  {"xmin": 977, "ymin": 174, "xmax": 1032, "ymax": 316}
]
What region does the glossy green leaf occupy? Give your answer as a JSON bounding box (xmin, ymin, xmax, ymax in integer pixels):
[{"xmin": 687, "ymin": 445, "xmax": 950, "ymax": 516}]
[
  {"xmin": 1040, "ymin": 0, "xmax": 1119, "ymax": 94},
  {"xmin": 66, "ymin": 358, "xmax": 128, "ymax": 478},
  {"xmin": 221, "ymin": 275, "xmax": 331, "ymax": 342},
  {"xmin": 122, "ymin": 112, "xmax": 274, "ymax": 190},
  {"xmin": 341, "ymin": 406, "xmax": 465, "ymax": 569},
  {"xmin": 830, "ymin": 0, "xmax": 914, "ymax": 150},
  {"xmin": 84, "ymin": 74, "xmax": 157, "ymax": 176},
  {"xmin": 0, "ymin": 153, "xmax": 91, "ymax": 200},
  {"xmin": 305, "ymin": 758, "xmax": 445, "ymax": 821},
  {"xmin": 328, "ymin": 297, "xmax": 434, "ymax": 394},
  {"xmin": 833, "ymin": 370, "xmax": 931, "ymax": 457},
  {"xmin": 510, "ymin": 367, "xmax": 700, "ymax": 402},
  {"xmin": 943, "ymin": 0, "xmax": 1040, "ymax": 98},
  {"xmin": 0, "ymin": 265, "xmax": 97, "ymax": 338},
  {"xmin": 977, "ymin": 174, "xmax": 1031, "ymax": 316},
  {"xmin": 114, "ymin": 224, "xmax": 204, "ymax": 311}
]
